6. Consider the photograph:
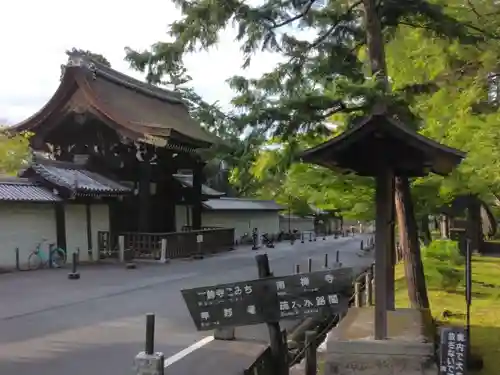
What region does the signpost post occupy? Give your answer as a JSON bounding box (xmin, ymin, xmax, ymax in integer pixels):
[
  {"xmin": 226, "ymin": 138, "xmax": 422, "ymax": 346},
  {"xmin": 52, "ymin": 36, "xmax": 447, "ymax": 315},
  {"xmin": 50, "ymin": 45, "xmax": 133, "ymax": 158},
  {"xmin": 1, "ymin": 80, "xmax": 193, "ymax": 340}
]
[
  {"xmin": 465, "ymin": 239, "xmax": 472, "ymax": 368},
  {"xmin": 256, "ymin": 254, "xmax": 286, "ymax": 375}
]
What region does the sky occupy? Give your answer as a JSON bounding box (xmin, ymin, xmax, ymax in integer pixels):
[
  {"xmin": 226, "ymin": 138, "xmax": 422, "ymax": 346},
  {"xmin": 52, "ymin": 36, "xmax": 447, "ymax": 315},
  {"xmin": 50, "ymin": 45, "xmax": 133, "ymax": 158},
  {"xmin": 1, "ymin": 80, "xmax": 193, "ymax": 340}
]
[{"xmin": 0, "ymin": 0, "xmax": 285, "ymax": 125}]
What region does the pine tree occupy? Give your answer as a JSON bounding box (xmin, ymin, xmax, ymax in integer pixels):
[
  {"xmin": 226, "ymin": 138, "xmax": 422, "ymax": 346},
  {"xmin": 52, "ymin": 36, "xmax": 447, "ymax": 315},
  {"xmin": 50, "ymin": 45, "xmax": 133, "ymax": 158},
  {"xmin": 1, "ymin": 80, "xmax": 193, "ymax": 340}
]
[{"xmin": 125, "ymin": 0, "xmax": 491, "ymax": 307}]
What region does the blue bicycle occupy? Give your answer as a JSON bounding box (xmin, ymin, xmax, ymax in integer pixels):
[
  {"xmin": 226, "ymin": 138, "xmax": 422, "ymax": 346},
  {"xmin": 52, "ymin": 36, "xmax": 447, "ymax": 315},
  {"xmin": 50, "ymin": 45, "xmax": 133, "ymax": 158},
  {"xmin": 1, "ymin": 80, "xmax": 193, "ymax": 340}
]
[{"xmin": 27, "ymin": 239, "xmax": 67, "ymax": 270}]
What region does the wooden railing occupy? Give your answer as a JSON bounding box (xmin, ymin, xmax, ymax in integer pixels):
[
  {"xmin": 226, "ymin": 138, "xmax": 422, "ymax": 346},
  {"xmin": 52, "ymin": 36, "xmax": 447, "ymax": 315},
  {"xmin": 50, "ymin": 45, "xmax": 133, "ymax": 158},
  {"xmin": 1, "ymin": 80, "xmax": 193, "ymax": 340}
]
[
  {"xmin": 97, "ymin": 228, "xmax": 235, "ymax": 260},
  {"xmin": 243, "ymin": 346, "xmax": 274, "ymax": 375},
  {"xmin": 243, "ymin": 265, "xmax": 375, "ymax": 375}
]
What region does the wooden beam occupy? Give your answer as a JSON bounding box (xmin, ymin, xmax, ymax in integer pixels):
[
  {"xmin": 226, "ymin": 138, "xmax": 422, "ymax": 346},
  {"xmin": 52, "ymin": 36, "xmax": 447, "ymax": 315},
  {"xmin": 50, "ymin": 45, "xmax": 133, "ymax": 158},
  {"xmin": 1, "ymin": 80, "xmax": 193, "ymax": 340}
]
[
  {"xmin": 387, "ymin": 177, "xmax": 396, "ymax": 310},
  {"xmin": 374, "ymin": 168, "xmax": 394, "ymax": 340}
]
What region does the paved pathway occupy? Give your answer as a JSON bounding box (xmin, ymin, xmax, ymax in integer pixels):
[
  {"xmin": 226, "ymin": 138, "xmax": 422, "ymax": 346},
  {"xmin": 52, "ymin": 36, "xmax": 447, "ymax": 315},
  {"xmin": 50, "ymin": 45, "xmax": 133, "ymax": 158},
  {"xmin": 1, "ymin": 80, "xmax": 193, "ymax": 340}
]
[{"xmin": 0, "ymin": 234, "xmax": 373, "ymax": 375}]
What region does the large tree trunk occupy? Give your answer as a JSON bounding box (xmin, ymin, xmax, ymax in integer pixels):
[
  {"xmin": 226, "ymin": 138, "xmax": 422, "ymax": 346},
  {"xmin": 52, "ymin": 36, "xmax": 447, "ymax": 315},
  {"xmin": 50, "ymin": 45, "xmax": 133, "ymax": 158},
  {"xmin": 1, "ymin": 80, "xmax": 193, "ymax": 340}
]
[
  {"xmin": 466, "ymin": 195, "xmax": 482, "ymax": 253},
  {"xmin": 362, "ymin": 0, "xmax": 430, "ymax": 309},
  {"xmin": 395, "ymin": 177, "xmax": 430, "ymax": 309}
]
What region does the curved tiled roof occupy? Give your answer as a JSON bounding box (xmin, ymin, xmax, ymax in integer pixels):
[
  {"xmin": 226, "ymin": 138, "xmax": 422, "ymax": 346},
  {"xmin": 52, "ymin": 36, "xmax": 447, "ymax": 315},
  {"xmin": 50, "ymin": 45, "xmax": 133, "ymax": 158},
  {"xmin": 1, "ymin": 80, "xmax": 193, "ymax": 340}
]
[
  {"xmin": 11, "ymin": 50, "xmax": 219, "ymax": 148},
  {"xmin": 0, "ymin": 177, "xmax": 61, "ymax": 202},
  {"xmin": 22, "ymin": 157, "xmax": 132, "ymax": 197}
]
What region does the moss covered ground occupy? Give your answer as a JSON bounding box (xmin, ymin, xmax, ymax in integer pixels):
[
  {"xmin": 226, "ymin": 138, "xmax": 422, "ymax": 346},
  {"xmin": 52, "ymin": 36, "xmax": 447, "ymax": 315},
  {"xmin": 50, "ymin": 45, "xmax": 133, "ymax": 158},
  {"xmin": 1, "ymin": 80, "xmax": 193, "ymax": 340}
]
[{"xmin": 395, "ymin": 256, "xmax": 500, "ymax": 375}]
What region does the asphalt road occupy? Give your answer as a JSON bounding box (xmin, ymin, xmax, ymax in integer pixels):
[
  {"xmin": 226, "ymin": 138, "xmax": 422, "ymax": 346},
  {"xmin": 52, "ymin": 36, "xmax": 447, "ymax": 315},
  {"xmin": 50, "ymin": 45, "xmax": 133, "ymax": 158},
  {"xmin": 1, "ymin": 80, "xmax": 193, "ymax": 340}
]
[{"xmin": 0, "ymin": 234, "xmax": 373, "ymax": 375}]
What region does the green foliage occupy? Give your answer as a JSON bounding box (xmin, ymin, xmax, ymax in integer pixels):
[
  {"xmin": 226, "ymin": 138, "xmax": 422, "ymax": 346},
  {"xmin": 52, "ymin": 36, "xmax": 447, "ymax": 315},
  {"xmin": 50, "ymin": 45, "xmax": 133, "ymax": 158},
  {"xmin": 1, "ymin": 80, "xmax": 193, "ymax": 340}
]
[
  {"xmin": 124, "ymin": 0, "xmax": 500, "ymax": 218},
  {"xmin": 125, "ymin": 45, "xmax": 263, "ymax": 196},
  {"xmin": 386, "ymin": 1, "xmax": 500, "ymax": 213},
  {"xmin": 423, "ymin": 239, "xmax": 464, "ymax": 265},
  {"xmin": 422, "ymin": 239, "xmax": 464, "ymax": 291},
  {"xmin": 0, "ymin": 129, "xmax": 31, "ymax": 175}
]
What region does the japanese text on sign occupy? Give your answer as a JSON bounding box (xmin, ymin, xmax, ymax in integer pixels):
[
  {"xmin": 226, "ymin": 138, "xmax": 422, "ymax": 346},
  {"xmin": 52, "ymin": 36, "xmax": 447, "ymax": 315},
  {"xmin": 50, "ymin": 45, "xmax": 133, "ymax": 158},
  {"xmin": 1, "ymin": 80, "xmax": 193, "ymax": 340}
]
[
  {"xmin": 269, "ymin": 269, "xmax": 352, "ymax": 320},
  {"xmin": 181, "ymin": 278, "xmax": 275, "ymax": 330},
  {"xmin": 182, "ymin": 267, "xmax": 360, "ymax": 330},
  {"xmin": 439, "ymin": 327, "xmax": 467, "ymax": 375}
]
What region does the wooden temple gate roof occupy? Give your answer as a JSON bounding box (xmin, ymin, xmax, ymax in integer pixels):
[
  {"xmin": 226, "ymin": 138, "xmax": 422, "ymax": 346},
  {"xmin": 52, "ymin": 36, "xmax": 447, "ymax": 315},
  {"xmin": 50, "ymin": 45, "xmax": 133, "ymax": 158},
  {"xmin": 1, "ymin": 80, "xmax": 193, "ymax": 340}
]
[{"xmin": 11, "ymin": 49, "xmax": 219, "ymax": 149}]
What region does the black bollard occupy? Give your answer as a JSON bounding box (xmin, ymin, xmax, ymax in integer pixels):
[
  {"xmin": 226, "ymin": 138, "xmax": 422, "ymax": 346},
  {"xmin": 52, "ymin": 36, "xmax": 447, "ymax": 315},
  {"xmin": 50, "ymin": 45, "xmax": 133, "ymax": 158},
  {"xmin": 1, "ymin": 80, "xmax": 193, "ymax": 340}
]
[
  {"xmin": 15, "ymin": 248, "xmax": 20, "ymax": 271},
  {"xmin": 334, "ymin": 250, "xmax": 342, "ymax": 268},
  {"xmin": 145, "ymin": 313, "xmax": 155, "ymax": 355},
  {"xmin": 324, "ymin": 253, "xmax": 328, "ymax": 268},
  {"xmin": 309, "ymin": 232, "xmax": 312, "ymax": 242},
  {"xmin": 308, "ymin": 258, "xmax": 312, "ymax": 272},
  {"xmin": 301, "ymin": 232, "xmax": 304, "ymax": 244},
  {"xmin": 295, "ymin": 264, "xmax": 300, "ymax": 274},
  {"xmin": 68, "ymin": 252, "xmax": 80, "ymax": 279},
  {"xmin": 360, "ymin": 240, "xmax": 364, "ymax": 251}
]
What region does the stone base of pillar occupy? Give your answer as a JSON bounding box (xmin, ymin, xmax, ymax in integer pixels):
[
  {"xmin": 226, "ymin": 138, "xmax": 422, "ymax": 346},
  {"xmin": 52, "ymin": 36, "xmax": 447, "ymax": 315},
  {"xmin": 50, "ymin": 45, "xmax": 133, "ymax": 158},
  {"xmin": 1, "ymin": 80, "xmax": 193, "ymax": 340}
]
[{"xmin": 324, "ymin": 308, "xmax": 437, "ymax": 375}]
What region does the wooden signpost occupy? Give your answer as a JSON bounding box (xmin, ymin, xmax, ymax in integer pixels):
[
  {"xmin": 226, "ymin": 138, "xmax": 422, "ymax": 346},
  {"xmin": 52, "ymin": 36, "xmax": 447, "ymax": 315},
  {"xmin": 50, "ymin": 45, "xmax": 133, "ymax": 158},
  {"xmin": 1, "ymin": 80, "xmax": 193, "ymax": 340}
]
[
  {"xmin": 181, "ymin": 255, "xmax": 360, "ymax": 375},
  {"xmin": 181, "ymin": 277, "xmax": 276, "ymax": 331},
  {"xmin": 439, "ymin": 326, "xmax": 468, "ymax": 375},
  {"xmin": 181, "ymin": 265, "xmax": 356, "ymax": 331}
]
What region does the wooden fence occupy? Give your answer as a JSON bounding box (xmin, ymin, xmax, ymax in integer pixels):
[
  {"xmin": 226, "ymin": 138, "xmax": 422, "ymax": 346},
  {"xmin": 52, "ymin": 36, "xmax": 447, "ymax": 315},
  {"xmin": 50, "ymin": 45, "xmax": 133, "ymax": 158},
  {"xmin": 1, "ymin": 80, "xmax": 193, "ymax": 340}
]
[{"xmin": 97, "ymin": 227, "xmax": 235, "ymax": 260}]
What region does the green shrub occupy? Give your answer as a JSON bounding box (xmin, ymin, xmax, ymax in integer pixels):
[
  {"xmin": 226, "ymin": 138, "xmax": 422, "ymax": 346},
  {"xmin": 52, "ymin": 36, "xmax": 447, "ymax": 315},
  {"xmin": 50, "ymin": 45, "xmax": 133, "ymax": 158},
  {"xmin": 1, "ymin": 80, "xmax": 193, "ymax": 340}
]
[
  {"xmin": 422, "ymin": 240, "xmax": 464, "ymax": 292},
  {"xmin": 423, "ymin": 239, "xmax": 464, "ymax": 266}
]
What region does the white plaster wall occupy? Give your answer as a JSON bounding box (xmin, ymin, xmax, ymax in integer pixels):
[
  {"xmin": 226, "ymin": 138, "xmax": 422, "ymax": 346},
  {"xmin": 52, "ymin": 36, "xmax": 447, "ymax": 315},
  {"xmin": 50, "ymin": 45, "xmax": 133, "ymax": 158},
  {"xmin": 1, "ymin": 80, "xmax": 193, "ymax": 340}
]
[
  {"xmin": 64, "ymin": 203, "xmax": 109, "ymax": 263},
  {"xmin": 202, "ymin": 211, "xmax": 280, "ymax": 242},
  {"xmin": 0, "ymin": 202, "xmax": 57, "ymax": 269},
  {"xmin": 175, "ymin": 206, "xmax": 281, "ymax": 241},
  {"xmin": 279, "ymin": 216, "xmax": 315, "ymax": 232},
  {"xmin": 175, "ymin": 205, "xmax": 192, "ymax": 231},
  {"xmin": 90, "ymin": 204, "xmax": 109, "ymax": 261},
  {"xmin": 64, "ymin": 204, "xmax": 89, "ymax": 262}
]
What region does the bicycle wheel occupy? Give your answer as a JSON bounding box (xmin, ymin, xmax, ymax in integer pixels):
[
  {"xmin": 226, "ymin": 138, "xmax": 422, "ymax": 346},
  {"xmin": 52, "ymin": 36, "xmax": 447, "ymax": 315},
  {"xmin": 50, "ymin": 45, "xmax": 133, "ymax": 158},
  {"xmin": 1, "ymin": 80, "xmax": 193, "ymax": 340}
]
[
  {"xmin": 28, "ymin": 252, "xmax": 43, "ymax": 270},
  {"xmin": 50, "ymin": 248, "xmax": 67, "ymax": 267}
]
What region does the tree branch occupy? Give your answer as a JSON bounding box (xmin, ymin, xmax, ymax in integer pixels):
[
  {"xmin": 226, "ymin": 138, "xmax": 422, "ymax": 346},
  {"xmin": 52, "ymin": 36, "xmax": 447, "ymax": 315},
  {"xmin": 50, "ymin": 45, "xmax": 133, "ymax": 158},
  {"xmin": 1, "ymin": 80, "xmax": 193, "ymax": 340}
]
[
  {"xmin": 321, "ymin": 102, "xmax": 367, "ymax": 119},
  {"xmin": 400, "ymin": 18, "xmax": 500, "ymax": 41},
  {"xmin": 467, "ymin": 0, "xmax": 483, "ymax": 20},
  {"xmin": 269, "ymin": 0, "xmax": 317, "ymax": 30},
  {"xmin": 310, "ymin": 0, "xmax": 363, "ymax": 49}
]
